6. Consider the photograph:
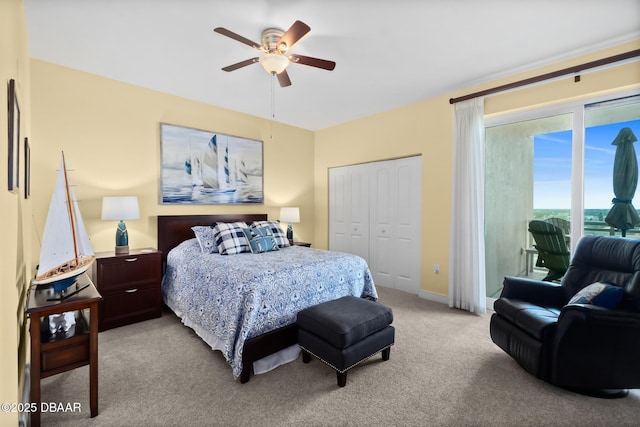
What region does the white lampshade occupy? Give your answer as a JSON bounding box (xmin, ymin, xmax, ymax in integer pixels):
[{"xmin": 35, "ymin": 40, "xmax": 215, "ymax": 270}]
[
  {"xmin": 101, "ymin": 196, "xmax": 140, "ymax": 221},
  {"xmin": 280, "ymin": 207, "xmax": 300, "ymax": 223},
  {"xmin": 260, "ymin": 53, "xmax": 290, "ymax": 74}
]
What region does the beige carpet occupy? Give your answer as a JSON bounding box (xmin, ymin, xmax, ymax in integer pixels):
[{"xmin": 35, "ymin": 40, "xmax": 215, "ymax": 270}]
[{"xmin": 41, "ymin": 287, "xmax": 640, "ymax": 426}]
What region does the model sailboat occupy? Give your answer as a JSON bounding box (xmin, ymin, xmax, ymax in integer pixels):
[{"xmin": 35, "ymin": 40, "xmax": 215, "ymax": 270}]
[{"xmin": 33, "ymin": 152, "xmax": 95, "ymax": 296}]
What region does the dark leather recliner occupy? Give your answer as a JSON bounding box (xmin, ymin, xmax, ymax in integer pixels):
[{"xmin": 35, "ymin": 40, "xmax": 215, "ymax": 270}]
[{"xmin": 490, "ymin": 235, "xmax": 640, "ymax": 397}]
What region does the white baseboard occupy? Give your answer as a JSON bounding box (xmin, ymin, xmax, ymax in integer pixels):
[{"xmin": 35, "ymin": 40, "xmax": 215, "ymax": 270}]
[
  {"xmin": 417, "ymin": 291, "xmax": 496, "ymax": 313},
  {"xmin": 19, "ymin": 365, "xmax": 30, "ymax": 427},
  {"xmin": 418, "ymin": 290, "xmax": 448, "ymax": 305}
]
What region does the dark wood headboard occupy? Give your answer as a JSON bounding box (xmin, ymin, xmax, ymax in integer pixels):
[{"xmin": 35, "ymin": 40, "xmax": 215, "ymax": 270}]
[{"xmin": 157, "ymin": 214, "xmax": 268, "ymax": 267}]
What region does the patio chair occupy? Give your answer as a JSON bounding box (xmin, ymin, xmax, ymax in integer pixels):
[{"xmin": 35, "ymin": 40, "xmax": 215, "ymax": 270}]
[
  {"xmin": 528, "ymin": 220, "xmax": 570, "ymax": 281},
  {"xmin": 546, "ymin": 217, "xmax": 570, "ymax": 236}
]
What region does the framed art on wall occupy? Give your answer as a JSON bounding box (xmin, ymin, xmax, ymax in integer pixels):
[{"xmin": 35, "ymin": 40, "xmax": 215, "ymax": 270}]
[
  {"xmin": 7, "ymin": 79, "xmax": 20, "ymax": 192},
  {"xmin": 160, "ymin": 123, "xmax": 264, "ymax": 205},
  {"xmin": 24, "ymin": 137, "xmax": 30, "ymax": 199}
]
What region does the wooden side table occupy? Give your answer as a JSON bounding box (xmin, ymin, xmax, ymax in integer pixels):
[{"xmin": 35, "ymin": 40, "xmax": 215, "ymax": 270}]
[{"xmin": 26, "ymin": 273, "xmax": 101, "ymax": 427}]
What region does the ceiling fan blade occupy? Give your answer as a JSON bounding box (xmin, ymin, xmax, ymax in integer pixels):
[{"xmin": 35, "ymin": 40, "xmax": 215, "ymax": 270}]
[
  {"xmin": 214, "ymin": 27, "xmax": 261, "ymax": 49},
  {"xmin": 277, "ymin": 70, "xmax": 292, "ymax": 87},
  {"xmin": 277, "ymin": 20, "xmax": 310, "ymax": 52},
  {"xmin": 221, "ymin": 57, "xmax": 259, "ymax": 72},
  {"xmin": 289, "ymin": 54, "xmax": 336, "ymax": 71}
]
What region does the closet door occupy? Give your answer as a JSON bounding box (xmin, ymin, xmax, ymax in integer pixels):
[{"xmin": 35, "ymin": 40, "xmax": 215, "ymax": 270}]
[
  {"xmin": 330, "ymin": 156, "xmax": 422, "ymax": 294},
  {"xmin": 329, "ymin": 164, "xmax": 369, "ymax": 260},
  {"xmin": 392, "ymin": 156, "xmax": 422, "ymax": 293},
  {"xmin": 369, "ymin": 160, "xmax": 396, "ymax": 288},
  {"xmin": 329, "ymin": 167, "xmax": 349, "ymax": 253},
  {"xmin": 369, "ymin": 156, "xmax": 422, "ymax": 293}
]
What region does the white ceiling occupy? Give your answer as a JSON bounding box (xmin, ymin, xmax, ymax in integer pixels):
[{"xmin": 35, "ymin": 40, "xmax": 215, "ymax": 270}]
[{"xmin": 23, "ymin": 0, "xmax": 640, "ymax": 131}]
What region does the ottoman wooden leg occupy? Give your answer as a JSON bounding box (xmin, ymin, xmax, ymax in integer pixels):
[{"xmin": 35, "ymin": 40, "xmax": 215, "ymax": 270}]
[
  {"xmin": 382, "ymin": 347, "xmax": 391, "ymax": 361},
  {"xmin": 337, "ymin": 370, "xmax": 347, "ymax": 387},
  {"xmin": 302, "ymin": 349, "xmax": 311, "ymax": 363}
]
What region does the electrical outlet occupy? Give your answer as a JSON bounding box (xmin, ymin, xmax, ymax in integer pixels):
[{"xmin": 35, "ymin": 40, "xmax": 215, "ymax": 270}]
[{"xmin": 434, "ymin": 264, "xmax": 440, "ymax": 274}]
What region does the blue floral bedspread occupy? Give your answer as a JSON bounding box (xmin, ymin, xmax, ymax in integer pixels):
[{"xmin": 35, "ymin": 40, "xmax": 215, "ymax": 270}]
[{"xmin": 162, "ymin": 239, "xmax": 377, "ymax": 378}]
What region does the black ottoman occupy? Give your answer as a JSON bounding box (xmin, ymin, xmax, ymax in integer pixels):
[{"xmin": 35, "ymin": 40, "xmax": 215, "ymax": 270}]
[{"xmin": 297, "ymin": 296, "xmax": 395, "ymax": 387}]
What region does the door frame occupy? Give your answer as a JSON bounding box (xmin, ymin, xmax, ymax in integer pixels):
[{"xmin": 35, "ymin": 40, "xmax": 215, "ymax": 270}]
[{"xmin": 484, "ymin": 88, "xmax": 640, "ymax": 309}]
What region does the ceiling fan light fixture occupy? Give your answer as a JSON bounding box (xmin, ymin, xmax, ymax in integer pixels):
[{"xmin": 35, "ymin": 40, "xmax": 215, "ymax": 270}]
[
  {"xmin": 215, "ymin": 21, "xmax": 335, "ymax": 87},
  {"xmin": 259, "ymin": 53, "xmax": 289, "ymax": 74}
]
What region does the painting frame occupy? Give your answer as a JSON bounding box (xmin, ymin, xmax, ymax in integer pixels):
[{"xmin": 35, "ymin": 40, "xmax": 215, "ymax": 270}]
[
  {"xmin": 24, "ymin": 137, "xmax": 30, "ymax": 199},
  {"xmin": 159, "ymin": 123, "xmax": 264, "ymax": 205},
  {"xmin": 7, "ymin": 79, "xmax": 20, "ymax": 192}
]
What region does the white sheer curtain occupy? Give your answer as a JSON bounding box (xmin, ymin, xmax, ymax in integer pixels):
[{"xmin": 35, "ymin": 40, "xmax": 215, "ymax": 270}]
[{"xmin": 449, "ymin": 97, "xmax": 486, "ymax": 315}]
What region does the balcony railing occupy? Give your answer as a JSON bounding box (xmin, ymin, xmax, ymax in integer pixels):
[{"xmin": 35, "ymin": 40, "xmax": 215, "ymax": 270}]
[{"xmin": 584, "ymin": 221, "xmax": 640, "ymax": 237}]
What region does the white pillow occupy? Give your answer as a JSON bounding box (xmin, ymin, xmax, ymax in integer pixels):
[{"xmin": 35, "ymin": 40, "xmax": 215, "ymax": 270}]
[{"xmin": 191, "ymin": 226, "xmax": 218, "ymax": 254}]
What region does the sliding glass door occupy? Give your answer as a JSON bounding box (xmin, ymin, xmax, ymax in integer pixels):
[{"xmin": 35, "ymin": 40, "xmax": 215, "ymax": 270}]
[
  {"xmin": 584, "ymin": 97, "xmax": 640, "ymax": 237},
  {"xmin": 485, "ymin": 113, "xmax": 573, "ymax": 297},
  {"xmin": 484, "ymin": 92, "xmax": 640, "ymax": 300}
]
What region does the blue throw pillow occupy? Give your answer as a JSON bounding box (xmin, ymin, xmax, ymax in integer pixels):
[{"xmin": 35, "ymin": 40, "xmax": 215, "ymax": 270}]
[
  {"xmin": 568, "ymin": 282, "xmax": 623, "ymax": 308},
  {"xmin": 250, "ymin": 221, "xmax": 290, "ymax": 247},
  {"xmin": 242, "ymin": 227, "xmax": 279, "ymax": 254}
]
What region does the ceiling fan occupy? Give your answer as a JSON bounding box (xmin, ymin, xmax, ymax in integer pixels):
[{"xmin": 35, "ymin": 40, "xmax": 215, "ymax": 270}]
[{"xmin": 213, "ymin": 20, "xmax": 336, "ymax": 87}]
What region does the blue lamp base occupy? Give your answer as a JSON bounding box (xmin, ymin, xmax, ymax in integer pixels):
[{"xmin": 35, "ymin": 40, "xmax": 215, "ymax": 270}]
[
  {"xmin": 286, "ymin": 223, "xmax": 294, "ymax": 244},
  {"xmin": 115, "ymin": 220, "xmax": 130, "ymax": 254}
]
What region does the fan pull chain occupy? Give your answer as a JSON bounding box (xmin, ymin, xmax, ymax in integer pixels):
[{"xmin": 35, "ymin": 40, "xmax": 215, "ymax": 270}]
[{"xmin": 270, "ymin": 72, "xmax": 276, "ymax": 141}]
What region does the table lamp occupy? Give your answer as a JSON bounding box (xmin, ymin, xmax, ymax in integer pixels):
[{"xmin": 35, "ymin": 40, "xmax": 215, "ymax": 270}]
[
  {"xmin": 101, "ymin": 196, "xmax": 140, "ymax": 254},
  {"xmin": 280, "ymin": 207, "xmax": 300, "ymax": 244}
]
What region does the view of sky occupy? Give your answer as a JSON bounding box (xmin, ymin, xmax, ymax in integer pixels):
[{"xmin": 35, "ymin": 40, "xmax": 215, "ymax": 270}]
[{"xmin": 534, "ymin": 119, "xmax": 640, "ymax": 210}]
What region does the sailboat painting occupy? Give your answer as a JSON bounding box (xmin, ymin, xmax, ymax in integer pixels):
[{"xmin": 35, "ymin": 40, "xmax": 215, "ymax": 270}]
[
  {"xmin": 33, "ymin": 152, "xmax": 95, "ymax": 295},
  {"xmin": 160, "ymin": 123, "xmax": 263, "ymax": 204}
]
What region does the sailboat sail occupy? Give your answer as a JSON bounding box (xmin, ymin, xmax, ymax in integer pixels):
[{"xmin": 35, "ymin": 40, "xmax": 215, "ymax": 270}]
[
  {"xmin": 34, "ymin": 153, "xmax": 95, "ymax": 289},
  {"xmin": 224, "ymin": 143, "xmax": 230, "ymax": 188},
  {"xmin": 203, "ymin": 135, "xmax": 219, "ymax": 189}
]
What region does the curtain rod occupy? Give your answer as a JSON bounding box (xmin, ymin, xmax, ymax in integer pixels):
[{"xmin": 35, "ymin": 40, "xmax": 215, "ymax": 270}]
[{"xmin": 449, "ymin": 48, "xmax": 640, "ymax": 104}]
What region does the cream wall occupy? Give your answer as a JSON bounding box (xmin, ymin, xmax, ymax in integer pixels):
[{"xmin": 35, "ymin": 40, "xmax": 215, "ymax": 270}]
[
  {"xmin": 314, "ymin": 97, "xmax": 451, "ymax": 296},
  {"xmin": 30, "ymin": 60, "xmax": 315, "ymax": 260},
  {"xmin": 1, "ymin": 1, "xmax": 31, "ymax": 425},
  {"xmin": 2, "ymin": 4, "xmax": 638, "ymax": 421},
  {"xmin": 314, "ymin": 40, "xmax": 640, "ymax": 299}
]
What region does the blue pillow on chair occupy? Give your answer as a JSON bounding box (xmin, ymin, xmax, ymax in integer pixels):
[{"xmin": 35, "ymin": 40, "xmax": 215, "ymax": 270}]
[{"xmin": 568, "ymin": 282, "xmax": 624, "ymax": 308}]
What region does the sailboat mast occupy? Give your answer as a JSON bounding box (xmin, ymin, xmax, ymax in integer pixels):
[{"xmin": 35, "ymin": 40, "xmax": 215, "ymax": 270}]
[{"xmin": 61, "ymin": 152, "xmax": 80, "ymax": 263}]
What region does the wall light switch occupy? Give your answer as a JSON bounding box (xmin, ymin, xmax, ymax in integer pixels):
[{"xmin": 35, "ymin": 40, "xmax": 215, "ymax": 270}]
[{"xmin": 434, "ymin": 264, "xmax": 440, "ymax": 274}]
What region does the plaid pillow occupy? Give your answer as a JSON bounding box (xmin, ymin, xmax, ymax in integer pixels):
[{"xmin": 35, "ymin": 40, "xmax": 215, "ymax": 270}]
[
  {"xmin": 250, "ymin": 220, "xmax": 290, "ymax": 247},
  {"xmin": 212, "ymin": 222, "xmax": 249, "ymax": 255},
  {"xmin": 242, "ymin": 227, "xmax": 279, "ymax": 254},
  {"xmin": 191, "ymin": 226, "xmax": 218, "ymax": 254}
]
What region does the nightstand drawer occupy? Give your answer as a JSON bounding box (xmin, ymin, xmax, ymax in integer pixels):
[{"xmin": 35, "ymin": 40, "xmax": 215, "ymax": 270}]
[
  {"xmin": 96, "ymin": 253, "xmax": 161, "ymax": 288},
  {"xmin": 98, "ymin": 284, "xmax": 161, "ymax": 331}
]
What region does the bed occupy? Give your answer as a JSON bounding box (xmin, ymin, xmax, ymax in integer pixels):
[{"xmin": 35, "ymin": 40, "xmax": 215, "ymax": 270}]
[{"xmin": 157, "ymin": 214, "xmax": 377, "ymax": 383}]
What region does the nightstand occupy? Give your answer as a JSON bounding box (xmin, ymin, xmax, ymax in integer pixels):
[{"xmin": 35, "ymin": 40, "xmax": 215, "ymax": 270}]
[
  {"xmin": 293, "ymin": 241, "xmax": 312, "ymax": 247},
  {"xmin": 90, "ymin": 248, "xmax": 162, "ymax": 331}
]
